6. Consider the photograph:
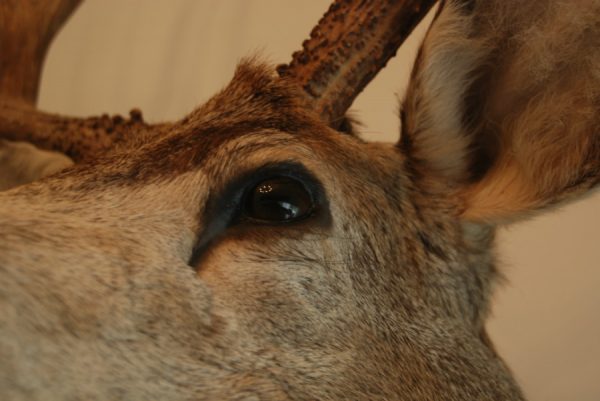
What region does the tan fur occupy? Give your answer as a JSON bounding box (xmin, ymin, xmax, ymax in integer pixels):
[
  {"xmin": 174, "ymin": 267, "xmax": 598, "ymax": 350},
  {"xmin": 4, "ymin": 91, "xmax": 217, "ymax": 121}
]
[
  {"xmin": 401, "ymin": 0, "xmax": 600, "ymax": 223},
  {"xmin": 0, "ymin": 1, "xmax": 598, "ymax": 400}
]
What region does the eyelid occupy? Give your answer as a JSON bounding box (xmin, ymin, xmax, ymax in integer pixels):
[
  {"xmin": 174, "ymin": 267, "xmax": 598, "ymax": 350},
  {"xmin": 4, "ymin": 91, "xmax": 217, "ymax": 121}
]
[{"xmin": 189, "ymin": 162, "xmax": 325, "ymax": 267}]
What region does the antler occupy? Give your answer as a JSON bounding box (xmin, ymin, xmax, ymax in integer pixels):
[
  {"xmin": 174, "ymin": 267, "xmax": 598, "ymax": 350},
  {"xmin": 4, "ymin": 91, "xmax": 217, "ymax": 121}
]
[
  {"xmin": 0, "ymin": 102, "xmax": 170, "ymax": 162},
  {"xmin": 0, "ymin": 0, "xmax": 435, "ymax": 162},
  {"xmin": 0, "ymin": 0, "xmax": 81, "ymax": 105},
  {"xmin": 0, "ymin": 0, "xmax": 164, "ymax": 163},
  {"xmin": 278, "ymin": 0, "xmax": 436, "ymax": 127}
]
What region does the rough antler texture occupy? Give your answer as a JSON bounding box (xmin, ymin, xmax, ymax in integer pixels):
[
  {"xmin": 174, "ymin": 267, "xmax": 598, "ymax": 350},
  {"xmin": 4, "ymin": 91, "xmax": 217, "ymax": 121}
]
[
  {"xmin": 0, "ymin": 0, "xmax": 435, "ymax": 161},
  {"xmin": 0, "ymin": 0, "xmax": 164, "ymax": 163},
  {"xmin": 278, "ymin": 0, "xmax": 437, "ymax": 126},
  {"xmin": 0, "ymin": 101, "xmax": 169, "ymax": 163},
  {"xmin": 0, "ymin": 0, "xmax": 81, "ymax": 186}
]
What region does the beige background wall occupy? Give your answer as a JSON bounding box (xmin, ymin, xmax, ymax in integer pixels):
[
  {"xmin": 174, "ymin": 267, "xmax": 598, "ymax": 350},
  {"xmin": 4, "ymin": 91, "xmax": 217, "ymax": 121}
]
[{"xmin": 39, "ymin": 1, "xmax": 599, "ymax": 399}]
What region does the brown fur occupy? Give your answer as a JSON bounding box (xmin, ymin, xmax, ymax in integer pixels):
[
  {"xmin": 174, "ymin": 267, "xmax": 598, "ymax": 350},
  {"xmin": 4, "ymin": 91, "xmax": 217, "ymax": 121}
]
[
  {"xmin": 401, "ymin": 0, "xmax": 600, "ymax": 223},
  {"xmin": 0, "ymin": 1, "xmax": 598, "ymax": 400}
]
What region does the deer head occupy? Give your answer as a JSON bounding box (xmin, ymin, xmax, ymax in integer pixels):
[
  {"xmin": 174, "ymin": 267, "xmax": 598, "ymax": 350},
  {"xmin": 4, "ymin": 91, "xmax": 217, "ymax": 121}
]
[{"xmin": 1, "ymin": 0, "xmax": 598, "ymax": 400}]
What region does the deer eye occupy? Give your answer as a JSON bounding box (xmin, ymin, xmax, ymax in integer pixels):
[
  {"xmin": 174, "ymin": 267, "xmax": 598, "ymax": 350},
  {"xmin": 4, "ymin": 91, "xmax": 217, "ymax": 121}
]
[{"xmin": 243, "ymin": 177, "xmax": 314, "ymax": 223}]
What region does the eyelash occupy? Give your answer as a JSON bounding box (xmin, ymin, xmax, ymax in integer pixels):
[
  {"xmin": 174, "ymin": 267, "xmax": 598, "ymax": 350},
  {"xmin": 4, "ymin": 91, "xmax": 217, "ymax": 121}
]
[{"xmin": 189, "ymin": 163, "xmax": 324, "ymax": 266}]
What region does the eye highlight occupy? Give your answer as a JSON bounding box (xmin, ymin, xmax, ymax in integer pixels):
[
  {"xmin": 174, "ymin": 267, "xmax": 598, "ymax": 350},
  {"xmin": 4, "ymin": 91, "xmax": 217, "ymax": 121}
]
[
  {"xmin": 243, "ymin": 177, "xmax": 314, "ymax": 223},
  {"xmin": 190, "ymin": 164, "xmax": 325, "ymax": 267}
]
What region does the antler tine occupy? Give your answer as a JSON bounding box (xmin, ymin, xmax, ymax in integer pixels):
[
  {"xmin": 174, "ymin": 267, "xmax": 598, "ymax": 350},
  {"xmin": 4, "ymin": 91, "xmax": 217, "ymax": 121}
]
[
  {"xmin": 0, "ymin": 0, "xmax": 81, "ymax": 105},
  {"xmin": 278, "ymin": 0, "xmax": 437, "ymax": 127},
  {"xmin": 0, "ymin": 0, "xmax": 166, "ymax": 163},
  {"xmin": 0, "ymin": 103, "xmax": 170, "ymax": 163},
  {"xmin": 0, "ymin": 1, "xmax": 435, "ymax": 162}
]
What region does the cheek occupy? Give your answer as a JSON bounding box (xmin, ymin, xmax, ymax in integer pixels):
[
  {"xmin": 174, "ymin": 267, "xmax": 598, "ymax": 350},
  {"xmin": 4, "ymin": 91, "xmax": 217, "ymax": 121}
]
[{"xmin": 196, "ymin": 236, "xmax": 352, "ymax": 346}]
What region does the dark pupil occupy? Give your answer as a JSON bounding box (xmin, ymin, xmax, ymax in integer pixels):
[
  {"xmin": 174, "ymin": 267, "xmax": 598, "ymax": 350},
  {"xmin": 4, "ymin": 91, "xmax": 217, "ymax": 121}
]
[{"xmin": 246, "ymin": 177, "xmax": 312, "ymax": 222}]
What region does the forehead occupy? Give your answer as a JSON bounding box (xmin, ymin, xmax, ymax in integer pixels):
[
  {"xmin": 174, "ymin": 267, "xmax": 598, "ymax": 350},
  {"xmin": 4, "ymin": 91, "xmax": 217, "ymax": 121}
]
[
  {"xmin": 94, "ymin": 61, "xmax": 340, "ymax": 183},
  {"xmin": 62, "ymin": 60, "xmax": 405, "ymax": 208}
]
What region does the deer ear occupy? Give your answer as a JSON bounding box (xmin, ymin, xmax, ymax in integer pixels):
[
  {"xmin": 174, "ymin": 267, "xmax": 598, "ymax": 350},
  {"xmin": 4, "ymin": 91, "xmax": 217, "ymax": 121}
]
[{"xmin": 400, "ymin": 0, "xmax": 600, "ymax": 223}]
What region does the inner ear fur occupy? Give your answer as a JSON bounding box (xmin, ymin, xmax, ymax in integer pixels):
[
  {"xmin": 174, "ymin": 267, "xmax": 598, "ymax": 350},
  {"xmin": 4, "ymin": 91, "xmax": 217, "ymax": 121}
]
[{"xmin": 400, "ymin": 0, "xmax": 600, "ymax": 224}]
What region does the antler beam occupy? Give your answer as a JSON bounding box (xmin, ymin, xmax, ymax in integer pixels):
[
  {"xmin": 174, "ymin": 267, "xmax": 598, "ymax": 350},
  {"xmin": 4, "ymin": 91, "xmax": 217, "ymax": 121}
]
[
  {"xmin": 0, "ymin": 0, "xmax": 436, "ymax": 162},
  {"xmin": 0, "ymin": 0, "xmax": 81, "ymax": 105},
  {"xmin": 0, "ymin": 0, "xmax": 168, "ymax": 163},
  {"xmin": 278, "ymin": 0, "xmax": 437, "ymax": 127},
  {"xmin": 0, "ymin": 101, "xmax": 169, "ymax": 163}
]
